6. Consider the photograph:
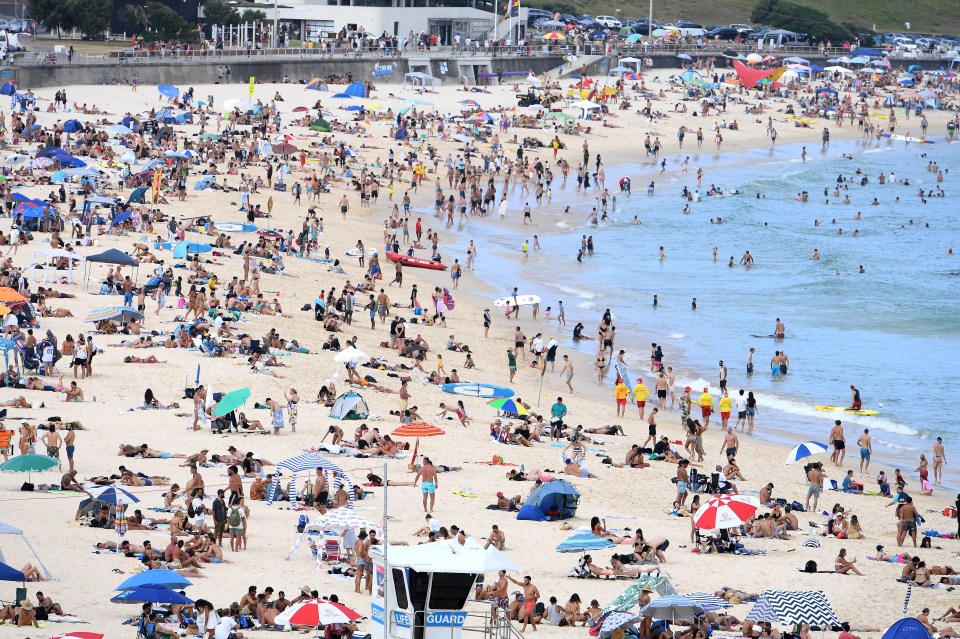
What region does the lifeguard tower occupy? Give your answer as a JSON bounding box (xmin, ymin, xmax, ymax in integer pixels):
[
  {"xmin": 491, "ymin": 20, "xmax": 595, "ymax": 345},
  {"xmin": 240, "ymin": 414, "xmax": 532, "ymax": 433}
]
[{"xmin": 370, "ymin": 539, "xmax": 521, "ymax": 639}]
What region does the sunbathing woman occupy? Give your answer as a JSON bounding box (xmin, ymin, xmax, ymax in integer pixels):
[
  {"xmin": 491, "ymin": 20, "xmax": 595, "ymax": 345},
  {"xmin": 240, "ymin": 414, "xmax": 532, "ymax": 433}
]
[
  {"xmin": 590, "ymin": 516, "xmax": 624, "ymax": 543},
  {"xmin": 120, "ymin": 472, "xmax": 171, "ymax": 487},
  {"xmin": 124, "ymin": 355, "xmax": 166, "ymax": 364},
  {"xmin": 238, "ymin": 412, "xmax": 266, "ymax": 431},
  {"xmin": 609, "ymin": 556, "xmax": 662, "ymax": 576},
  {"xmin": 835, "ymin": 548, "xmax": 864, "ymax": 576}
]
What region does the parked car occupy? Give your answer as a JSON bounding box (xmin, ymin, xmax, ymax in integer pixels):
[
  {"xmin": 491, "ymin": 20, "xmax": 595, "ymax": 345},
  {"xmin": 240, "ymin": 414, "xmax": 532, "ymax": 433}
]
[
  {"xmin": 594, "ymin": 15, "xmax": 622, "ymax": 28},
  {"xmin": 706, "ymin": 27, "xmax": 740, "ymax": 40},
  {"xmin": 7, "ymin": 19, "xmax": 26, "ymax": 33},
  {"xmin": 729, "ymin": 23, "xmax": 752, "ymax": 33}
]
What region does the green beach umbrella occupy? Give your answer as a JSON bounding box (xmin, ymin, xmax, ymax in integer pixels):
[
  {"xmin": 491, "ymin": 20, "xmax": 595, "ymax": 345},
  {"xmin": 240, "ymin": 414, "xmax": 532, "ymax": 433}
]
[
  {"xmin": 199, "ymin": 133, "xmax": 220, "ymax": 141},
  {"xmin": 486, "ymin": 398, "xmax": 529, "ymax": 415},
  {"xmin": 1, "ymin": 454, "xmax": 59, "ymax": 481},
  {"xmin": 310, "ymin": 118, "xmax": 331, "ymax": 132},
  {"xmin": 213, "ymin": 387, "xmax": 251, "ymax": 417}
]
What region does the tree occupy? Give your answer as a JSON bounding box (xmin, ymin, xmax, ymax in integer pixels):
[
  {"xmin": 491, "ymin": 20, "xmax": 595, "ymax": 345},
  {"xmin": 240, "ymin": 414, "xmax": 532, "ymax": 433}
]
[
  {"xmin": 73, "ymin": 0, "xmax": 114, "ymax": 38},
  {"xmin": 122, "ymin": 3, "xmax": 149, "ymax": 34},
  {"xmin": 751, "ymin": 0, "xmax": 855, "ymax": 42},
  {"xmin": 145, "ymin": 1, "xmax": 189, "ymax": 38},
  {"xmin": 242, "ymin": 9, "xmax": 267, "ymax": 22},
  {"xmin": 203, "ymin": 0, "xmax": 242, "ymax": 25},
  {"xmin": 28, "ymin": 0, "xmax": 74, "ymax": 34}
]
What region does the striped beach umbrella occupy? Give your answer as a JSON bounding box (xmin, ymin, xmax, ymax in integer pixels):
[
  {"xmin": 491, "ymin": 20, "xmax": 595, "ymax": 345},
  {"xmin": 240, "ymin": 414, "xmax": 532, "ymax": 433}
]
[
  {"xmin": 392, "ymin": 422, "xmax": 445, "ymax": 437},
  {"xmin": 31, "ymin": 157, "xmax": 54, "ymax": 169},
  {"xmin": 115, "ymin": 502, "xmax": 128, "ymax": 536},
  {"xmin": 785, "ymin": 441, "xmax": 829, "ymax": 464},
  {"xmin": 682, "ymin": 592, "xmax": 732, "ymax": 611},
  {"xmin": 312, "ymin": 510, "xmax": 376, "ymax": 531},
  {"xmin": 693, "ymin": 494, "xmax": 760, "ymax": 530},
  {"xmin": 85, "ymin": 484, "xmax": 140, "ymax": 505},
  {"xmin": 276, "ymin": 599, "xmax": 362, "ymax": 627},
  {"xmin": 487, "ymin": 398, "xmax": 529, "ymax": 415}
]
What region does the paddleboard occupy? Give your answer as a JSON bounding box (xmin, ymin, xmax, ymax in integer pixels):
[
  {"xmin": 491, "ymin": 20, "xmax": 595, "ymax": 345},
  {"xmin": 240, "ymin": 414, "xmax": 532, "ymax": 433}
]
[
  {"xmin": 442, "ymin": 383, "xmax": 514, "ymax": 399},
  {"xmin": 815, "ymin": 405, "xmax": 879, "ymax": 416},
  {"xmin": 153, "ymin": 242, "xmax": 171, "ymax": 250},
  {"xmin": 385, "ymin": 251, "xmax": 447, "ymax": 271},
  {"xmin": 751, "ymin": 334, "xmax": 780, "ymax": 338},
  {"xmin": 214, "ymin": 222, "xmax": 258, "ymax": 233},
  {"xmin": 493, "ymin": 294, "xmax": 540, "ymax": 308}
]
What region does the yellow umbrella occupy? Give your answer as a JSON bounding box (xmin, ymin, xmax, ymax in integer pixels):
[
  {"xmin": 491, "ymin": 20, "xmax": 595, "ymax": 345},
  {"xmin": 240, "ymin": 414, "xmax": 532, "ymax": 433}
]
[
  {"xmin": 365, "ymin": 102, "xmax": 383, "ymax": 109},
  {"xmin": 0, "ymin": 304, "xmax": 9, "ymax": 316},
  {"xmin": 543, "ymin": 32, "xmax": 566, "ymax": 41}
]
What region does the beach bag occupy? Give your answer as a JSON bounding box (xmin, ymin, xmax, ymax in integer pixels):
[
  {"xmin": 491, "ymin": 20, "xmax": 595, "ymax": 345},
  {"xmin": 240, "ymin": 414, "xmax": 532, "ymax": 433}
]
[
  {"xmin": 791, "ymin": 501, "xmax": 805, "ymax": 512},
  {"xmin": 921, "ymin": 536, "xmax": 932, "ymax": 548},
  {"xmin": 803, "ymin": 560, "xmax": 818, "ymax": 573},
  {"xmin": 188, "ymin": 501, "xmax": 197, "ymax": 518}
]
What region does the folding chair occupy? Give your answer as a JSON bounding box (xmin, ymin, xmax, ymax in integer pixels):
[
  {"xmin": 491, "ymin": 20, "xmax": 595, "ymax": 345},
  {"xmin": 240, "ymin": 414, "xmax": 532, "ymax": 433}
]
[{"xmin": 690, "ymin": 469, "xmax": 710, "ymax": 493}]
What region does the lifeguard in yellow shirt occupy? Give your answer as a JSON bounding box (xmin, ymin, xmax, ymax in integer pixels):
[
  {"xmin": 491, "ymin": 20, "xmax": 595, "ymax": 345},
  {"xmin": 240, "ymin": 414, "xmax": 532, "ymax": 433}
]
[
  {"xmin": 632, "ymin": 377, "xmax": 651, "ymax": 419},
  {"xmin": 699, "ymin": 388, "xmax": 715, "ymax": 428}
]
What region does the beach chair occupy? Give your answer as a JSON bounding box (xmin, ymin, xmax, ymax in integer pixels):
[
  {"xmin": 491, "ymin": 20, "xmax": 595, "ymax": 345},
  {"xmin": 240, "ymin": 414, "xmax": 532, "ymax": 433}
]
[
  {"xmin": 0, "ymin": 586, "xmax": 25, "ymax": 608},
  {"xmin": 321, "ymin": 537, "xmax": 342, "ymax": 562},
  {"xmin": 690, "ymin": 469, "xmax": 710, "ymax": 493}
]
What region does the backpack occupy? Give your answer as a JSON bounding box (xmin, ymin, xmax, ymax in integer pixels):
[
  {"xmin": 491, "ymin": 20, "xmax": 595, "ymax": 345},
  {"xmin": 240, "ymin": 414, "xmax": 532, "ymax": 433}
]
[
  {"xmin": 228, "ymin": 506, "xmax": 242, "ymax": 527},
  {"xmin": 803, "ymin": 560, "xmax": 818, "ymax": 573},
  {"xmin": 187, "ymin": 501, "xmax": 196, "ymax": 518}
]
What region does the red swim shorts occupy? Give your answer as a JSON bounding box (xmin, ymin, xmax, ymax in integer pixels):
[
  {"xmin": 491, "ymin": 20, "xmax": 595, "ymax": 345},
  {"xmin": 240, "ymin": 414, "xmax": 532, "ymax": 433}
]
[
  {"xmin": 616, "ymin": 399, "xmax": 626, "ymax": 406},
  {"xmin": 721, "ymin": 411, "xmax": 730, "ymax": 419},
  {"xmin": 702, "ymin": 406, "xmax": 712, "ymax": 417},
  {"xmin": 636, "ymin": 401, "xmax": 646, "ymax": 407}
]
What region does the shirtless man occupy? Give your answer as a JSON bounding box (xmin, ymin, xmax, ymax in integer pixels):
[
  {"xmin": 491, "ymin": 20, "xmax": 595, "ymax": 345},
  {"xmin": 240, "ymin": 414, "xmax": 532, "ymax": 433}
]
[
  {"xmin": 857, "ymin": 429, "xmax": 872, "ymax": 472},
  {"xmin": 899, "ymin": 497, "xmax": 919, "ymax": 547},
  {"xmin": 60, "ymin": 470, "xmax": 83, "ymax": 491},
  {"xmin": 775, "ymin": 318, "xmax": 785, "ymax": 338},
  {"xmin": 484, "ymin": 525, "xmax": 506, "ymax": 550},
  {"xmin": 41, "ymin": 424, "xmax": 62, "ymax": 467},
  {"xmin": 720, "ymin": 427, "xmax": 739, "ymax": 462},
  {"xmin": 806, "ymin": 463, "xmax": 823, "ymax": 511},
  {"xmin": 353, "ymin": 531, "xmax": 371, "ymax": 594},
  {"xmin": 830, "ymin": 420, "xmax": 846, "ymax": 466},
  {"xmin": 506, "ymin": 574, "xmax": 540, "ymax": 632},
  {"xmin": 934, "ymin": 437, "xmax": 947, "ymax": 485},
  {"xmin": 63, "ymin": 381, "xmax": 84, "ymax": 402},
  {"xmin": 475, "ymin": 570, "xmax": 509, "ymax": 614},
  {"xmin": 413, "ymin": 457, "xmax": 438, "ymax": 513},
  {"xmin": 655, "ymin": 372, "xmax": 669, "ymax": 411}
]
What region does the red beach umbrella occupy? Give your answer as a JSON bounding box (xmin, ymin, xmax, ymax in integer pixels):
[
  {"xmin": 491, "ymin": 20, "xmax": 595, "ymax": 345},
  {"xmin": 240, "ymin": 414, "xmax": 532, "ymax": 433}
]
[{"xmin": 692, "ymin": 494, "xmax": 760, "ymax": 529}]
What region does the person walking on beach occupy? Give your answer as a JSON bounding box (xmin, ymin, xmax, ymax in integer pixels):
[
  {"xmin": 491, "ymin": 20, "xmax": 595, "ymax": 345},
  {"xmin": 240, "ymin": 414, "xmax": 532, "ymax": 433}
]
[
  {"xmin": 698, "ymin": 388, "xmax": 714, "ymax": 428},
  {"xmin": 806, "ymin": 462, "xmax": 823, "ymax": 511},
  {"xmin": 830, "ymin": 420, "xmax": 846, "ymax": 466},
  {"xmin": 560, "ymin": 355, "xmax": 574, "ymax": 393},
  {"xmin": 898, "ymin": 497, "xmax": 919, "ymax": 547},
  {"xmin": 614, "ymin": 379, "xmax": 629, "ymax": 418},
  {"xmin": 721, "ymin": 427, "xmax": 739, "ymax": 462},
  {"xmin": 934, "ymin": 437, "xmax": 947, "ymax": 485},
  {"xmin": 507, "ymin": 348, "xmax": 517, "ymax": 383},
  {"xmin": 414, "ymin": 457, "xmax": 438, "ymax": 513},
  {"xmin": 632, "ymin": 377, "xmax": 650, "ymax": 419},
  {"xmin": 857, "ymin": 429, "xmax": 872, "ymax": 472}
]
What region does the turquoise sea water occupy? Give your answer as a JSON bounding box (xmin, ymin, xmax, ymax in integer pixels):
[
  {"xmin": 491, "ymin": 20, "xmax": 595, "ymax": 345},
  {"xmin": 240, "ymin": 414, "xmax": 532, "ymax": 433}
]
[{"xmin": 438, "ymin": 137, "xmax": 960, "ymax": 474}]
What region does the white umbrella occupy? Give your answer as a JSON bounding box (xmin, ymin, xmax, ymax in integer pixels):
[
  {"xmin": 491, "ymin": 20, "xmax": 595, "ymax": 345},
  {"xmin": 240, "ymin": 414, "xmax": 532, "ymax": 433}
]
[
  {"xmin": 4, "ymin": 153, "xmax": 27, "ymax": 167},
  {"xmin": 746, "ymin": 53, "xmax": 763, "ymax": 64},
  {"xmin": 333, "ymin": 347, "xmax": 369, "ymax": 364},
  {"xmin": 824, "ymin": 66, "xmax": 853, "ymax": 75},
  {"xmin": 640, "ymin": 596, "xmax": 704, "ymax": 622}
]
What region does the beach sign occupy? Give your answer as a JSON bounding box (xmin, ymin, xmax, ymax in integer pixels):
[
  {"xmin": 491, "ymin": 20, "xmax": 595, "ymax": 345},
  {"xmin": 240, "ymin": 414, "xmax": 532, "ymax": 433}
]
[{"xmin": 248, "ymin": 76, "xmax": 255, "ymax": 96}]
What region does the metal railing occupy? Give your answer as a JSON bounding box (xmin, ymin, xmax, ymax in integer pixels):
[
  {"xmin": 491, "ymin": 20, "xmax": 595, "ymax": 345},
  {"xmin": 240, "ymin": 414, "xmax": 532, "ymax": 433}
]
[{"xmin": 383, "ymin": 602, "xmax": 526, "ymax": 639}]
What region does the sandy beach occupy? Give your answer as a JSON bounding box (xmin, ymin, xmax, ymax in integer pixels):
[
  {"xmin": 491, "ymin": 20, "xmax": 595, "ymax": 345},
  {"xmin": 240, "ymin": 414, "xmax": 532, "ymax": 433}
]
[{"xmin": 0, "ymin": 67, "xmax": 957, "ymax": 638}]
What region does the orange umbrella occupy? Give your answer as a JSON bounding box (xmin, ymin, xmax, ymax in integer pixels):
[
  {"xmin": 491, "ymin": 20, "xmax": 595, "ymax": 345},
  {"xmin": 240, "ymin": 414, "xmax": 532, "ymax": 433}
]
[
  {"xmin": 392, "ymin": 421, "xmax": 445, "ymax": 437},
  {"xmin": 0, "ymin": 287, "xmax": 26, "ymax": 304},
  {"xmin": 0, "ymin": 304, "xmax": 9, "ymax": 316}
]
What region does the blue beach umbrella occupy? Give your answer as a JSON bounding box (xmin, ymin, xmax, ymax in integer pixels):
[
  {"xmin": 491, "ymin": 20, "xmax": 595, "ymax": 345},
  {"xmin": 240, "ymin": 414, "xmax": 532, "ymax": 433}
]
[
  {"xmin": 785, "ymin": 441, "xmax": 829, "ymax": 465},
  {"xmin": 0, "ymin": 561, "xmax": 25, "ymax": 583},
  {"xmin": 157, "ymin": 84, "xmax": 179, "ymax": 98},
  {"xmin": 112, "ymin": 585, "xmax": 193, "ymax": 604},
  {"xmin": 85, "ymin": 484, "xmax": 140, "ymax": 505},
  {"xmin": 109, "ymin": 124, "xmax": 132, "ymax": 135},
  {"xmin": 63, "ymin": 119, "xmax": 84, "ymax": 133},
  {"xmin": 116, "ymin": 569, "xmax": 192, "ymax": 590},
  {"xmin": 555, "ymin": 532, "xmax": 614, "ymax": 553},
  {"xmin": 172, "ymin": 241, "xmax": 212, "ymax": 258}
]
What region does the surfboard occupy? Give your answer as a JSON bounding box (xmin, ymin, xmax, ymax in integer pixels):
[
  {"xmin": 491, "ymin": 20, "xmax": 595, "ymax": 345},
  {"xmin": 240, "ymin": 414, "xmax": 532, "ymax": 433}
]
[
  {"xmin": 815, "ymin": 405, "xmax": 879, "ymax": 416},
  {"xmin": 613, "ymin": 359, "xmax": 633, "ymax": 386},
  {"xmin": 214, "ymin": 222, "xmax": 258, "ymax": 233},
  {"xmin": 881, "ymin": 133, "xmax": 934, "ymax": 144},
  {"xmin": 493, "ymin": 295, "xmax": 540, "ymax": 308},
  {"xmin": 345, "ymin": 248, "xmax": 378, "ymax": 257},
  {"xmin": 153, "ymin": 242, "xmax": 171, "ymax": 250},
  {"xmin": 442, "ymin": 383, "xmax": 515, "ymax": 399}
]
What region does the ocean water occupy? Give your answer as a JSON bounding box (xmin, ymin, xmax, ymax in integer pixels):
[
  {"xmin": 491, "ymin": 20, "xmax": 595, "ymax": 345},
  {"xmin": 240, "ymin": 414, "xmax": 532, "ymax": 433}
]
[{"xmin": 439, "ymin": 137, "xmax": 960, "ymax": 473}]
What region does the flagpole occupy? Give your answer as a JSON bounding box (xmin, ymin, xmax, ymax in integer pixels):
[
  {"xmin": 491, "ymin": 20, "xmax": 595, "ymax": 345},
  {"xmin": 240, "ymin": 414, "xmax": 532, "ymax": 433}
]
[{"xmin": 493, "ymin": 0, "xmax": 498, "ymax": 42}]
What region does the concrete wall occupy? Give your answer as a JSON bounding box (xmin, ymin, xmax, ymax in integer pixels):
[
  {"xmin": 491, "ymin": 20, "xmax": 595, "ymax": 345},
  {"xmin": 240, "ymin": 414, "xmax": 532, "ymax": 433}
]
[{"xmin": 7, "ymin": 54, "xmax": 564, "ymax": 89}]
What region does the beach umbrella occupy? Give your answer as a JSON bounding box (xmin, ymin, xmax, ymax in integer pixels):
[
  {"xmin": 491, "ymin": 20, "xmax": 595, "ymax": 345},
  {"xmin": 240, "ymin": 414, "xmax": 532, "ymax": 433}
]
[
  {"xmin": 598, "ymin": 612, "xmax": 641, "ymax": 638},
  {"xmin": 487, "ymin": 398, "xmax": 529, "ymax": 415},
  {"xmin": 0, "ymin": 81, "xmax": 16, "ymax": 96},
  {"xmin": 0, "ymin": 304, "xmax": 10, "ymax": 316},
  {"xmin": 194, "ymin": 176, "xmax": 216, "ymax": 190},
  {"xmin": 85, "ymin": 484, "xmax": 140, "ymax": 505},
  {"xmin": 84, "ymin": 306, "xmax": 143, "ymax": 324},
  {"xmin": 1, "ymin": 454, "xmax": 59, "ymax": 482},
  {"xmin": 785, "ymin": 441, "xmax": 829, "ymax": 464},
  {"xmin": 0, "ymin": 287, "xmax": 27, "ymax": 304},
  {"xmin": 682, "ymin": 592, "xmax": 732, "ymax": 611},
  {"xmin": 312, "ymin": 510, "xmax": 377, "ymax": 531},
  {"xmin": 30, "ymin": 157, "xmax": 54, "ymax": 170},
  {"xmin": 309, "ymin": 119, "xmax": 331, "ymax": 132},
  {"xmin": 213, "ymin": 387, "xmax": 251, "ymax": 417},
  {"xmin": 344, "ymin": 105, "xmax": 366, "ymax": 112},
  {"xmin": 458, "ymin": 99, "xmax": 480, "ymax": 106},
  {"xmin": 745, "ymin": 53, "xmax": 763, "ymax": 64},
  {"xmin": 0, "ymin": 560, "xmax": 25, "ymax": 583},
  {"xmin": 543, "ymin": 32, "xmax": 566, "ymax": 41},
  {"xmin": 693, "ymin": 494, "xmax": 760, "ymax": 529},
  {"xmin": 453, "ymin": 133, "xmax": 473, "ymax": 143},
  {"xmin": 640, "ymin": 595, "xmax": 704, "ymax": 622},
  {"xmin": 116, "ymin": 570, "xmax": 192, "ymax": 591},
  {"xmin": 49, "ymin": 633, "xmax": 105, "ymax": 639},
  {"xmin": 63, "ymin": 119, "xmax": 84, "ymax": 133},
  {"xmin": 392, "ymin": 422, "xmax": 445, "ymax": 437},
  {"xmin": 292, "ymin": 106, "xmax": 309, "ymax": 113},
  {"xmin": 108, "ymin": 124, "xmax": 132, "ymax": 135},
  {"xmin": 276, "ymin": 599, "xmax": 362, "ymax": 627},
  {"xmin": 172, "ymin": 241, "xmax": 212, "ymax": 258},
  {"xmin": 272, "ymin": 143, "xmax": 298, "ymax": 155},
  {"xmin": 157, "ymin": 84, "xmax": 179, "ymax": 98},
  {"xmin": 111, "ymin": 585, "xmax": 193, "ymax": 605},
  {"xmin": 555, "ymin": 532, "xmax": 614, "ymax": 553},
  {"xmin": 4, "ymin": 153, "xmax": 27, "ymax": 167},
  {"xmin": 334, "ymin": 347, "xmax": 369, "ymax": 364},
  {"xmin": 677, "ymin": 53, "xmax": 693, "ymax": 61}
]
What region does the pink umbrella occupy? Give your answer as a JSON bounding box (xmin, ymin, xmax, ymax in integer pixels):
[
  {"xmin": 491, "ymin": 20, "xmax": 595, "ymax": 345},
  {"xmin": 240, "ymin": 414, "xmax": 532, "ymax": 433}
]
[
  {"xmin": 49, "ymin": 633, "xmax": 105, "ymax": 639},
  {"xmin": 276, "ymin": 599, "xmax": 362, "ymax": 627},
  {"xmin": 692, "ymin": 494, "xmax": 759, "ymax": 529}
]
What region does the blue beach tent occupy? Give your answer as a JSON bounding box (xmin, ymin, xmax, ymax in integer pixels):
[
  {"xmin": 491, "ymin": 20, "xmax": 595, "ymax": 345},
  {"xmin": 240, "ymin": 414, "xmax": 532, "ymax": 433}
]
[
  {"xmin": 517, "ymin": 479, "xmax": 580, "ymax": 521},
  {"xmin": 880, "ymin": 618, "xmax": 932, "ymax": 639}
]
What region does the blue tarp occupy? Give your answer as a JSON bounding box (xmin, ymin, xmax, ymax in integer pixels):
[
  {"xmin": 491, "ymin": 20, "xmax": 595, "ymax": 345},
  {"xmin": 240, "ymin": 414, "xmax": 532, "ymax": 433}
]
[
  {"xmin": 172, "ymin": 241, "xmax": 212, "ymax": 258},
  {"xmin": 58, "ymin": 156, "xmax": 88, "ymax": 168},
  {"xmin": 63, "ymin": 119, "xmax": 83, "ymax": 133},
  {"xmin": 516, "ymin": 480, "xmax": 580, "ymax": 521},
  {"xmin": 109, "ymin": 210, "xmax": 133, "ymax": 227},
  {"xmin": 556, "ymin": 532, "xmax": 614, "ymax": 553}
]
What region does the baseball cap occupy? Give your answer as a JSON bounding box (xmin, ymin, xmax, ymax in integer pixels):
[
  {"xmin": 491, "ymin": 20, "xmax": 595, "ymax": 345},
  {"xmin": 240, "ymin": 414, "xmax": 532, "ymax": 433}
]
[
  {"xmin": 684, "ymin": 386, "xmax": 692, "ymax": 392},
  {"xmin": 496, "ymin": 492, "xmax": 504, "ymax": 498},
  {"xmin": 636, "ymin": 377, "xmax": 642, "ymax": 382}
]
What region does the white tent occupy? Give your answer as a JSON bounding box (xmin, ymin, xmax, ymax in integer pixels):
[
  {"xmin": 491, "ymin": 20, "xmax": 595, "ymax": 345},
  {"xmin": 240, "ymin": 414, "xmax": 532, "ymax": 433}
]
[
  {"xmin": 609, "ymin": 66, "xmax": 634, "ymax": 77},
  {"xmin": 30, "ymin": 248, "xmax": 85, "ymax": 284},
  {"xmin": 619, "ymin": 57, "xmax": 644, "ymax": 73},
  {"xmin": 568, "ymin": 100, "xmax": 601, "ymax": 119},
  {"xmin": 402, "ymin": 72, "xmax": 440, "ymax": 92},
  {"xmin": 329, "ymin": 392, "xmax": 369, "ymax": 420},
  {"xmin": 374, "ymin": 537, "xmax": 520, "ymax": 573}
]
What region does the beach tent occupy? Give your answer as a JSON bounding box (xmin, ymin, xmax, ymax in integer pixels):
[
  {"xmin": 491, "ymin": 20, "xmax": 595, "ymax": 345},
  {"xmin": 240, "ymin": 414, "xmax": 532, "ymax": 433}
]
[
  {"xmin": 84, "ymin": 248, "xmax": 139, "ymax": 288},
  {"xmin": 30, "ymin": 248, "xmax": 84, "ymax": 284},
  {"xmin": 679, "ymin": 69, "xmax": 706, "ymax": 87},
  {"xmin": 0, "ymin": 561, "xmax": 24, "ymax": 583},
  {"xmin": 127, "ymin": 187, "xmax": 149, "ymax": 204},
  {"xmin": 745, "ymin": 590, "xmax": 839, "ymax": 627},
  {"xmin": 732, "ymin": 60, "xmax": 787, "ymax": 90},
  {"xmin": 881, "ymin": 618, "xmax": 932, "ymax": 639},
  {"xmin": 402, "ymin": 72, "xmax": 439, "ymax": 91},
  {"xmin": 329, "ymin": 392, "xmax": 369, "ymax": 420},
  {"xmin": 516, "ymin": 479, "xmax": 580, "ymax": 521},
  {"xmin": 310, "ymin": 119, "xmax": 331, "ymax": 132},
  {"xmin": 618, "ymin": 57, "xmax": 644, "ymax": 73},
  {"xmin": 344, "ymin": 82, "xmax": 366, "ymax": 98},
  {"xmin": 0, "ymin": 521, "xmax": 56, "ymax": 580},
  {"xmin": 0, "ymin": 81, "xmax": 16, "ymax": 96},
  {"xmin": 305, "ymin": 78, "xmax": 328, "ymax": 91},
  {"xmin": 267, "ymin": 452, "xmax": 353, "ymax": 506}
]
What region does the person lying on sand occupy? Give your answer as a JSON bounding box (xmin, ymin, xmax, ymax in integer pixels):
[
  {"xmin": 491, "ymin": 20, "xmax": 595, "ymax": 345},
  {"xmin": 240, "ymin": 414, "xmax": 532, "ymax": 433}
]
[{"xmin": 124, "ymin": 355, "xmax": 166, "ymax": 364}]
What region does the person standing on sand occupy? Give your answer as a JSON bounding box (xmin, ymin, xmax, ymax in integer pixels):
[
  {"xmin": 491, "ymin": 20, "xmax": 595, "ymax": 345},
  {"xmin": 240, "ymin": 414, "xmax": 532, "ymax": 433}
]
[
  {"xmin": 698, "ymin": 388, "xmax": 714, "ymax": 428},
  {"xmin": 614, "ymin": 379, "xmax": 629, "ymax": 418},
  {"xmin": 507, "ymin": 348, "xmax": 517, "ymax": 383},
  {"xmin": 857, "ymin": 429, "xmax": 872, "ymax": 473},
  {"xmin": 506, "ymin": 575, "xmax": 540, "ymax": 632},
  {"xmin": 898, "ymin": 497, "xmax": 919, "ymax": 547},
  {"xmin": 632, "ymin": 377, "xmax": 650, "ymax": 419},
  {"xmin": 830, "ymin": 420, "xmax": 846, "ymax": 466},
  {"xmin": 934, "ymin": 437, "xmax": 947, "ymax": 485},
  {"xmin": 414, "ymin": 457, "xmax": 438, "ymax": 513},
  {"xmin": 806, "ymin": 462, "xmax": 823, "ymax": 512},
  {"xmin": 560, "ymin": 355, "xmax": 574, "ymax": 393}
]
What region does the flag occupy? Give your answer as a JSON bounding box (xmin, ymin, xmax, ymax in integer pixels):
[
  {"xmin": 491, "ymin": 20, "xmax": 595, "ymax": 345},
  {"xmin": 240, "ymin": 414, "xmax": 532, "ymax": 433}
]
[{"xmin": 504, "ymin": 0, "xmax": 519, "ymax": 18}]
